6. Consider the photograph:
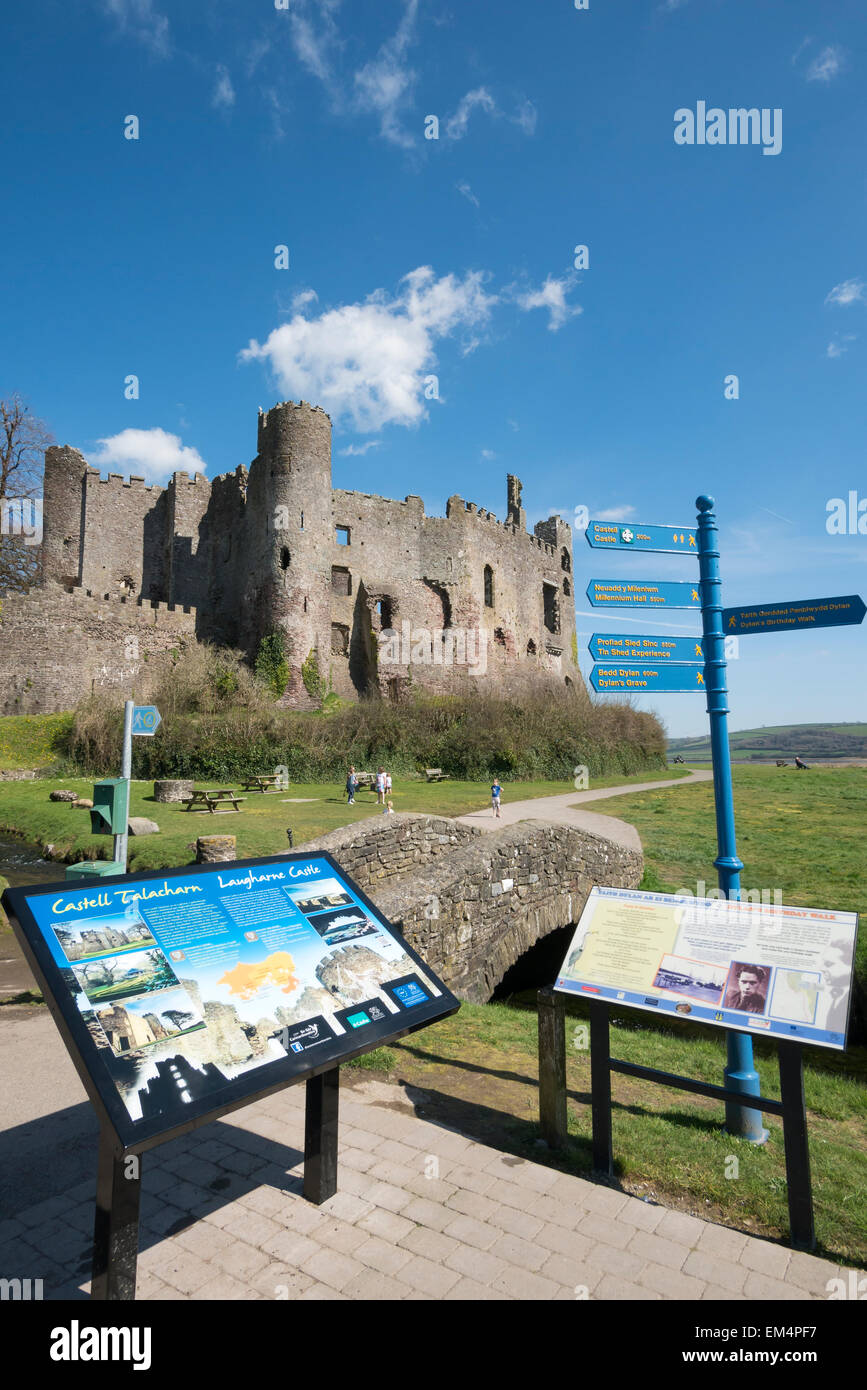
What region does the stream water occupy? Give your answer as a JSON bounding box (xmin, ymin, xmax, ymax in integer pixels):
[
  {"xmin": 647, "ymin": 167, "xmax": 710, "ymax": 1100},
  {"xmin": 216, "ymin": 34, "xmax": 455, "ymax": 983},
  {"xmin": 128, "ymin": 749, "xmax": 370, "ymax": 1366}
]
[{"xmin": 0, "ymin": 833, "xmax": 66, "ymax": 888}]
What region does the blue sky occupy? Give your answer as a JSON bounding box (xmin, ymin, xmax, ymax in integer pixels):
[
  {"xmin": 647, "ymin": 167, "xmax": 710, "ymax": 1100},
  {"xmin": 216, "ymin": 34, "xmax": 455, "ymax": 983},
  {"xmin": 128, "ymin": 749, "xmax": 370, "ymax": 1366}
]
[{"xmin": 3, "ymin": 0, "xmax": 866, "ymax": 737}]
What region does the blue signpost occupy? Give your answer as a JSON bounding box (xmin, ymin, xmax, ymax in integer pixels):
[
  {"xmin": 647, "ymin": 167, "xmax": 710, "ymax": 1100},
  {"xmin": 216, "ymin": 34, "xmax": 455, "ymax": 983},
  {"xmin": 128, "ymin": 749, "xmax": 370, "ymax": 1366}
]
[
  {"xmin": 131, "ymin": 705, "xmax": 162, "ymax": 736},
  {"xmin": 589, "ymin": 633, "xmax": 704, "ymax": 663},
  {"xmin": 586, "ymin": 521, "xmax": 698, "ymax": 553},
  {"xmin": 585, "ymin": 504, "xmax": 766, "ymax": 1141},
  {"xmin": 723, "ymin": 594, "xmax": 865, "ymax": 636},
  {"xmin": 695, "ymin": 498, "xmax": 767, "ymax": 1143},
  {"xmin": 586, "ymin": 578, "xmax": 701, "ymax": 609},
  {"xmin": 589, "ymin": 664, "xmax": 705, "ymax": 693}
]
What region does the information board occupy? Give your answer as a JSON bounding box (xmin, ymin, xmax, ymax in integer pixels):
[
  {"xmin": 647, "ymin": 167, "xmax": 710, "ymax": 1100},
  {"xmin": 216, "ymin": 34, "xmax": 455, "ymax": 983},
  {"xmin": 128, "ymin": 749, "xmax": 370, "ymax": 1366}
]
[
  {"xmin": 2, "ymin": 853, "xmax": 460, "ymax": 1152},
  {"xmin": 554, "ymin": 887, "xmax": 856, "ymax": 1050}
]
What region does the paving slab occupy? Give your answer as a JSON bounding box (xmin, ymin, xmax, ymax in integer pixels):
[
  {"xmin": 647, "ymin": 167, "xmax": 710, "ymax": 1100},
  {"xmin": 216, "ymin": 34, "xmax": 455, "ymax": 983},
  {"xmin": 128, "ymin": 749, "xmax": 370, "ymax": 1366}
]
[{"xmin": 0, "ymin": 1013, "xmax": 861, "ymax": 1301}]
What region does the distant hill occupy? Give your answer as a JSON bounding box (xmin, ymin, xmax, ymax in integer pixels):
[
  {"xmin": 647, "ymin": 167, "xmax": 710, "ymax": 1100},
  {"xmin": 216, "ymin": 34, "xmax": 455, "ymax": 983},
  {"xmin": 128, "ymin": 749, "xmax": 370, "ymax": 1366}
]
[{"xmin": 668, "ymin": 723, "xmax": 867, "ymax": 763}]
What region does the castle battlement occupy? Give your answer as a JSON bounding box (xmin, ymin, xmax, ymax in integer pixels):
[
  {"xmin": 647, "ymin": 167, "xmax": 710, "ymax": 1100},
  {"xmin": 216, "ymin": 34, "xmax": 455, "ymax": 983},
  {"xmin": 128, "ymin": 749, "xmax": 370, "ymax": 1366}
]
[{"xmin": 13, "ymin": 399, "xmax": 582, "ymax": 716}]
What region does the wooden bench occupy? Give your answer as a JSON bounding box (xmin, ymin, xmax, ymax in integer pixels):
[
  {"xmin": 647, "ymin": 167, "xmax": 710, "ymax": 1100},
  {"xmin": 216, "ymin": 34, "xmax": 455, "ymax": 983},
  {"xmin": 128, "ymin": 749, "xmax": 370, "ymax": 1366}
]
[
  {"xmin": 240, "ymin": 774, "xmax": 285, "ymax": 794},
  {"xmin": 425, "ymin": 768, "xmax": 449, "ymax": 782},
  {"xmin": 183, "ymin": 789, "xmax": 246, "ymax": 814}
]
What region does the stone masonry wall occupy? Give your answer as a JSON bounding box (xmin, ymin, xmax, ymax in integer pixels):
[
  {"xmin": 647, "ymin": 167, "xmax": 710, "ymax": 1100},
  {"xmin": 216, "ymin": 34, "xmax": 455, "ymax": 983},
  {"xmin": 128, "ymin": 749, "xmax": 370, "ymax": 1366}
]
[
  {"xmin": 303, "ymin": 813, "xmax": 643, "ymax": 1002},
  {"xmin": 0, "ymin": 589, "xmax": 196, "ymax": 715}
]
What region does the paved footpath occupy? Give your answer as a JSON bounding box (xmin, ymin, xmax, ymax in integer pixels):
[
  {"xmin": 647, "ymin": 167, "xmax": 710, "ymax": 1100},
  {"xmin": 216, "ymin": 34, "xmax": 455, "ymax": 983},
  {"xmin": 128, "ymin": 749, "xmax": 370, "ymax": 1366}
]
[
  {"xmin": 456, "ymin": 770, "xmax": 712, "ymax": 851},
  {"xmin": 0, "ymin": 1013, "xmax": 858, "ymax": 1301}
]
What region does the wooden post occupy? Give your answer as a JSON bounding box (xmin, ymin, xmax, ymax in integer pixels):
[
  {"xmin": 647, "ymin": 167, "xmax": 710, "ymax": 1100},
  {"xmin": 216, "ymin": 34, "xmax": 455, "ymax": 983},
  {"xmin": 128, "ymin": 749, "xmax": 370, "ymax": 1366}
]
[
  {"xmin": 537, "ymin": 987, "xmax": 568, "ymax": 1149},
  {"xmin": 778, "ymin": 1041, "xmax": 815, "ymax": 1250}
]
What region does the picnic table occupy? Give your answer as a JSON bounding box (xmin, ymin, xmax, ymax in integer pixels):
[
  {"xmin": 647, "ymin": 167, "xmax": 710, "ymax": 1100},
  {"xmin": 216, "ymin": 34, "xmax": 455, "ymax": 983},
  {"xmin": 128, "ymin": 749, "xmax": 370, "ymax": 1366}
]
[
  {"xmin": 351, "ymin": 771, "xmax": 378, "ymax": 794},
  {"xmin": 240, "ymin": 774, "xmax": 285, "ymax": 794},
  {"xmin": 182, "ymin": 788, "xmax": 246, "ymax": 814}
]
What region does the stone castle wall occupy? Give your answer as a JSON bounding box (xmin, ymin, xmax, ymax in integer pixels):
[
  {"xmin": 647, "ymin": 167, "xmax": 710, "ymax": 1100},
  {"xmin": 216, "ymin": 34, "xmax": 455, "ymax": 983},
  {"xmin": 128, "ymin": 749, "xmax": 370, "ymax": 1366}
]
[
  {"xmin": 2, "ymin": 400, "xmax": 585, "ymax": 713},
  {"xmin": 0, "ymin": 588, "xmax": 196, "ymax": 715}
]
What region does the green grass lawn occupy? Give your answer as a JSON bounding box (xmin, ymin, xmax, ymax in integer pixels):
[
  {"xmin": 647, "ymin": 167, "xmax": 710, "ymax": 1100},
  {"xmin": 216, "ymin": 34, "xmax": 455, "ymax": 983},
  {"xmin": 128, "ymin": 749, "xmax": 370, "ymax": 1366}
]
[
  {"xmin": 352, "ymin": 997, "xmax": 867, "ymax": 1266},
  {"xmin": 0, "ymin": 713, "xmax": 73, "ymax": 770},
  {"xmin": 0, "ymin": 766, "xmax": 688, "ymax": 871}
]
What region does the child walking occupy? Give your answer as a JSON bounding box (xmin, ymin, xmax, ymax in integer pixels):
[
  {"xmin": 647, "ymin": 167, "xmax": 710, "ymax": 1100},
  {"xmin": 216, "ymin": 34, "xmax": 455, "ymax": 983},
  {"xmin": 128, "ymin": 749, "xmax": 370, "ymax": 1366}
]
[{"xmin": 491, "ymin": 778, "xmax": 502, "ymax": 818}]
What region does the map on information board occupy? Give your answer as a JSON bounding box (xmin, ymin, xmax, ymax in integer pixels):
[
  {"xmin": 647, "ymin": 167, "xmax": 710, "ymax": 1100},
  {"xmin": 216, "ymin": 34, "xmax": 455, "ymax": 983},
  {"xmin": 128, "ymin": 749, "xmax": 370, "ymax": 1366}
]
[
  {"xmin": 554, "ymin": 887, "xmax": 857, "ymax": 1050},
  {"xmin": 3, "ymin": 854, "xmax": 459, "ymax": 1150}
]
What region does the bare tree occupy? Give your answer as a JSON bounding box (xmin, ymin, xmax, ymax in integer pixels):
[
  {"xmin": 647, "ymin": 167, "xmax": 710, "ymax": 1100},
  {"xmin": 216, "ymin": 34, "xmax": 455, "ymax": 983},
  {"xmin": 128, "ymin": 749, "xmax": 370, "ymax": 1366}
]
[{"xmin": 0, "ymin": 393, "xmax": 53, "ymax": 594}]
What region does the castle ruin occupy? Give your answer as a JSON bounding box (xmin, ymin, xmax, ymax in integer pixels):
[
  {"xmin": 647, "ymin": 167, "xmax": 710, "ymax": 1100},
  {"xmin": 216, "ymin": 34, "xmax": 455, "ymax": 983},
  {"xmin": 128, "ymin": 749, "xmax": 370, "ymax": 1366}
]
[{"xmin": 0, "ymin": 401, "xmax": 583, "ymax": 712}]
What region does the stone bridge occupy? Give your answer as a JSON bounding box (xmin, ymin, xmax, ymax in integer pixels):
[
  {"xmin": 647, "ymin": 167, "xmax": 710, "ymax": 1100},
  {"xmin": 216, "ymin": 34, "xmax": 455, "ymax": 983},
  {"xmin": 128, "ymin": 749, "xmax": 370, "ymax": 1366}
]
[{"xmin": 303, "ymin": 813, "xmax": 642, "ymax": 1003}]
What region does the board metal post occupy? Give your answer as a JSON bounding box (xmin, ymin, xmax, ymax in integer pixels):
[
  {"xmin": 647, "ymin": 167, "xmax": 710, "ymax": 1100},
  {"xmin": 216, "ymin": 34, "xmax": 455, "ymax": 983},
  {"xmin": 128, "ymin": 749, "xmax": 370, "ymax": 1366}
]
[
  {"xmin": 537, "ymin": 987, "xmax": 568, "ymax": 1149},
  {"xmin": 777, "ymin": 1041, "xmax": 815, "ymax": 1250},
  {"xmin": 304, "ymin": 1067, "xmax": 340, "ymax": 1204},
  {"xmin": 589, "ymin": 1002, "xmax": 613, "ymax": 1177},
  {"xmin": 91, "ymin": 1127, "xmax": 141, "ymax": 1301},
  {"xmin": 695, "ymin": 495, "xmax": 768, "ymax": 1145}
]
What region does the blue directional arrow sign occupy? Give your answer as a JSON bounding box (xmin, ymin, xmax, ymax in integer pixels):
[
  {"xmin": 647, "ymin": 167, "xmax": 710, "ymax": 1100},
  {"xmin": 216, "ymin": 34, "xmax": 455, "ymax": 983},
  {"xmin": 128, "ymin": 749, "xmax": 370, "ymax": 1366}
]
[
  {"xmin": 590, "ymin": 664, "xmax": 706, "ymax": 694},
  {"xmin": 586, "ymin": 520, "xmax": 698, "ymax": 553},
  {"xmin": 722, "ymin": 594, "xmax": 866, "ymax": 636},
  {"xmin": 586, "ymin": 579, "xmax": 702, "ymax": 609},
  {"xmin": 131, "ymin": 705, "xmax": 161, "ymax": 736},
  {"xmin": 589, "ymin": 633, "xmax": 705, "ymax": 663}
]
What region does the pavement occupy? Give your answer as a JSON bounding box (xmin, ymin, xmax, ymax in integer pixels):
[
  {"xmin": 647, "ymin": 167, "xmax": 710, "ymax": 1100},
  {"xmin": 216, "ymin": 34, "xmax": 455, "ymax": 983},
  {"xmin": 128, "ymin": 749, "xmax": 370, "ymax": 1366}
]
[
  {"xmin": 0, "ymin": 1010, "xmax": 860, "ymax": 1302},
  {"xmin": 455, "ymin": 770, "xmax": 713, "ymax": 851}
]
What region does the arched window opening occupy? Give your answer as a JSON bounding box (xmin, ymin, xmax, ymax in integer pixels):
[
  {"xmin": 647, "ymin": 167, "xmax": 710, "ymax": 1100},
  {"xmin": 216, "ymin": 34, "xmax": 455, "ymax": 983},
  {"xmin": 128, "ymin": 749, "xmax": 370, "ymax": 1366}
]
[{"xmin": 483, "ymin": 565, "xmax": 494, "ymax": 608}]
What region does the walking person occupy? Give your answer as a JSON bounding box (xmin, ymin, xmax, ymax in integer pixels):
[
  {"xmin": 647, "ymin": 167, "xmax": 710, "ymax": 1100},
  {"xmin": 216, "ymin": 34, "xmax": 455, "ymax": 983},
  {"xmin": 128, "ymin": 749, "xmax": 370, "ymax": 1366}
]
[
  {"xmin": 345, "ymin": 765, "xmax": 358, "ymax": 805},
  {"xmin": 385, "ymin": 770, "xmax": 393, "ymax": 799},
  {"xmin": 491, "ymin": 777, "xmax": 502, "ymax": 819},
  {"xmin": 375, "ymin": 766, "xmax": 386, "ymax": 805}
]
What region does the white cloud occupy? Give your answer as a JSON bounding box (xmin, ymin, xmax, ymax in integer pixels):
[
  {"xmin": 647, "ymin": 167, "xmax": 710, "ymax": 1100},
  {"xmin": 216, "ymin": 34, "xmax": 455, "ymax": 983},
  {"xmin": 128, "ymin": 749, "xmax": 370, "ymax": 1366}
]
[
  {"xmin": 212, "ymin": 65, "xmax": 235, "ymax": 110},
  {"xmin": 481, "ymin": 449, "xmax": 496, "ymax": 460},
  {"xmin": 513, "ymin": 273, "xmax": 583, "ymax": 332},
  {"xmin": 339, "ymin": 440, "xmax": 382, "ymax": 456},
  {"xmin": 352, "ymin": 0, "xmax": 419, "ymax": 148},
  {"xmin": 240, "ymin": 265, "xmax": 497, "ymax": 432},
  {"xmin": 101, "ymin": 0, "xmax": 170, "ymax": 57},
  {"xmin": 89, "ymin": 429, "xmax": 207, "ymax": 484},
  {"xmin": 791, "ymin": 36, "xmax": 813, "ymax": 66},
  {"xmin": 456, "ymin": 181, "xmax": 480, "ymax": 208},
  {"xmin": 827, "ymin": 334, "xmax": 857, "ymax": 358},
  {"xmin": 288, "ymin": 0, "xmax": 343, "ymax": 93},
  {"xmin": 245, "ymin": 37, "xmax": 272, "ymax": 78},
  {"xmin": 446, "ymin": 88, "xmax": 497, "ymax": 140},
  {"xmin": 658, "ymin": 0, "xmax": 689, "ymax": 11},
  {"xmin": 292, "ymin": 288, "xmax": 319, "ymax": 311},
  {"xmin": 595, "ymin": 505, "xmax": 637, "ymax": 522},
  {"xmin": 825, "ymin": 278, "xmax": 866, "ymax": 307},
  {"xmin": 807, "ymin": 45, "xmax": 845, "ymax": 83},
  {"xmin": 445, "ymin": 88, "xmax": 536, "ymax": 141}
]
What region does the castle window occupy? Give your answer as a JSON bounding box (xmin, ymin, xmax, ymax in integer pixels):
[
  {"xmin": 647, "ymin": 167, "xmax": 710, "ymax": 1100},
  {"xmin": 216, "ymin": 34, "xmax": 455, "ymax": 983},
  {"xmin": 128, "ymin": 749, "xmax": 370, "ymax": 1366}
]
[
  {"xmin": 280, "ymin": 547, "xmax": 291, "ymax": 570},
  {"xmin": 331, "ymin": 623, "xmax": 349, "ymax": 656},
  {"xmin": 483, "ymin": 565, "xmax": 494, "ymax": 608},
  {"xmin": 561, "ymin": 547, "xmax": 571, "ymax": 573},
  {"xmin": 331, "ymin": 565, "xmax": 352, "ymax": 596},
  {"xmin": 563, "ymin": 577, "xmax": 571, "ymax": 596},
  {"xmin": 494, "ymin": 628, "xmax": 506, "ymax": 647},
  {"xmin": 543, "ymin": 582, "xmax": 560, "ymax": 634},
  {"xmin": 527, "ymin": 639, "xmax": 537, "ymax": 656},
  {"xmin": 336, "ymin": 525, "xmax": 350, "ymax": 546},
  {"xmin": 300, "ymin": 512, "xmax": 304, "ymax": 530}
]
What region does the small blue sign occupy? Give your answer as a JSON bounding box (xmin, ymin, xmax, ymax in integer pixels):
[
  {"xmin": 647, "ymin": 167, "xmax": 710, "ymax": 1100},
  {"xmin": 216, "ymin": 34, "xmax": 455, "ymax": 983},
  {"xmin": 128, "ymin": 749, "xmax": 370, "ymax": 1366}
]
[
  {"xmin": 131, "ymin": 705, "xmax": 161, "ymax": 736},
  {"xmin": 590, "ymin": 664, "xmax": 706, "ymax": 693},
  {"xmin": 587, "ymin": 579, "xmax": 702, "ymax": 609},
  {"xmin": 722, "ymin": 594, "xmax": 866, "ymax": 636},
  {"xmin": 586, "ymin": 521, "xmax": 698, "ymax": 553},
  {"xmin": 589, "ymin": 633, "xmax": 704, "ymax": 663}
]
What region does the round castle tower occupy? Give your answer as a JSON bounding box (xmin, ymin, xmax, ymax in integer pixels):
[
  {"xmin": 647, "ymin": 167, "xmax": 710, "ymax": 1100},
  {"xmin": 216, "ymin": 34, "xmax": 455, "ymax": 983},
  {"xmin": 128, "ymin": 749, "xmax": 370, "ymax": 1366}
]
[{"xmin": 243, "ymin": 401, "xmax": 333, "ymax": 703}]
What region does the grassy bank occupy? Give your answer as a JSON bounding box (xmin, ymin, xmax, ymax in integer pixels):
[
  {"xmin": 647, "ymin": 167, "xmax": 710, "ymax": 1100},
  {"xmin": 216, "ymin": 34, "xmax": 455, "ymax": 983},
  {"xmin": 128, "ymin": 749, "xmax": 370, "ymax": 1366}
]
[
  {"xmin": 0, "ymin": 768, "xmax": 685, "ymax": 872},
  {"xmin": 56, "ymin": 647, "xmax": 666, "ymax": 783},
  {"xmin": 350, "ymin": 998, "xmax": 867, "ymax": 1267}
]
